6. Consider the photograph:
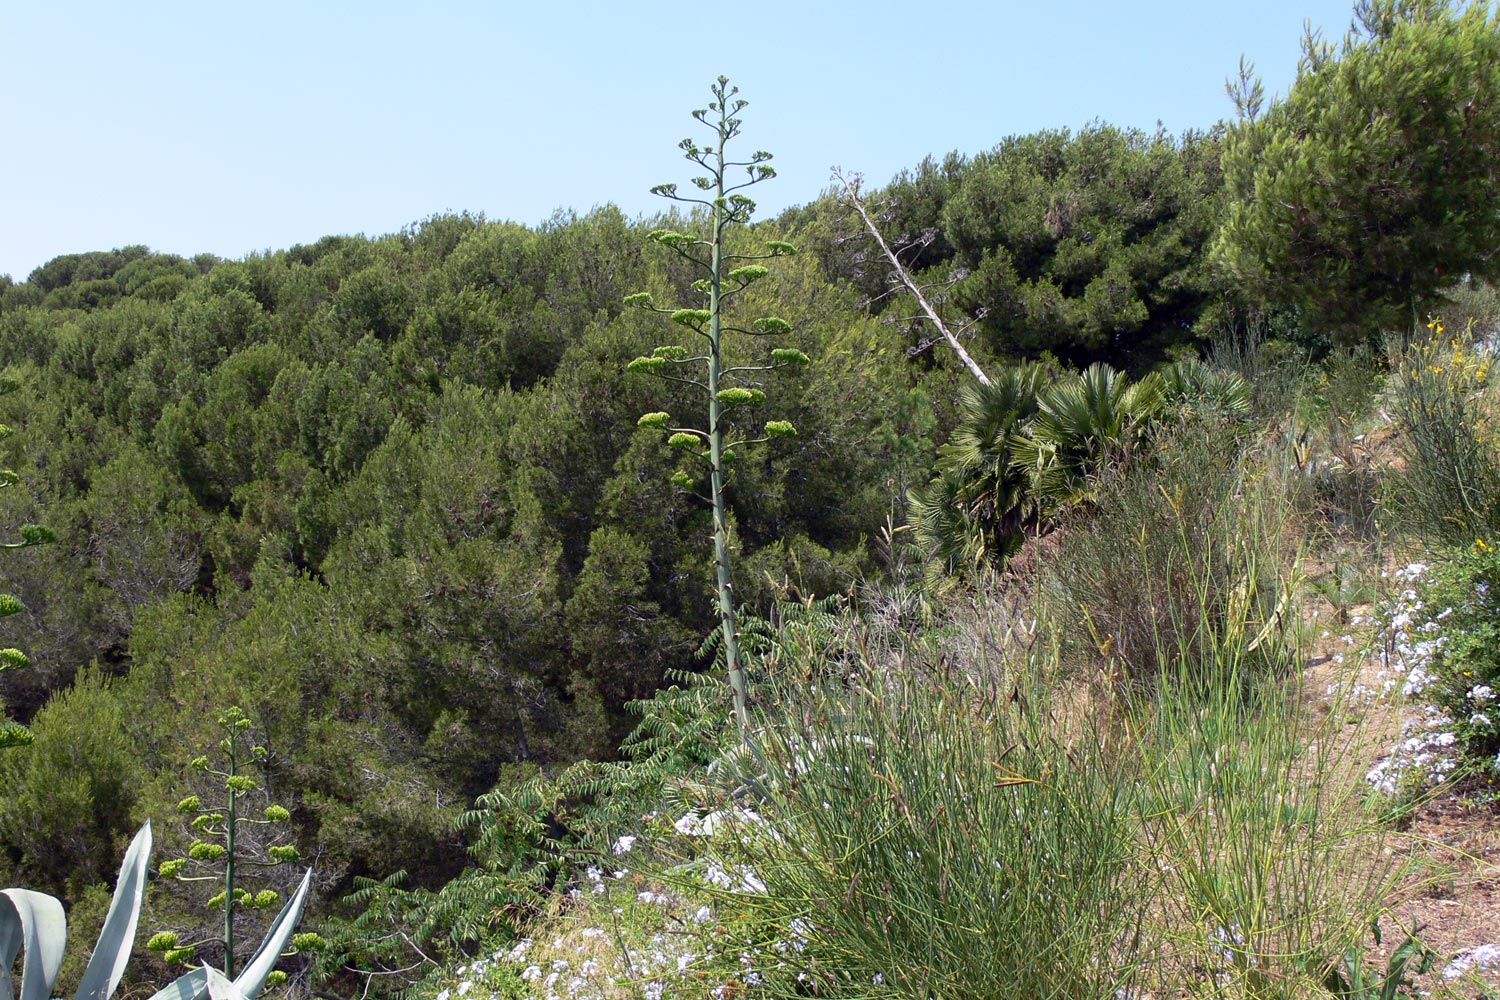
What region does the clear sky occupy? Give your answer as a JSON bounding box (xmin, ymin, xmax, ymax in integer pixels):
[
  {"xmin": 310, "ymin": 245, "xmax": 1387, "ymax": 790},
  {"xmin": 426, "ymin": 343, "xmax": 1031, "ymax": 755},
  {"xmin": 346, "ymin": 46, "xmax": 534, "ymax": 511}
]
[{"xmin": 1, "ymin": 0, "xmax": 1362, "ymax": 281}]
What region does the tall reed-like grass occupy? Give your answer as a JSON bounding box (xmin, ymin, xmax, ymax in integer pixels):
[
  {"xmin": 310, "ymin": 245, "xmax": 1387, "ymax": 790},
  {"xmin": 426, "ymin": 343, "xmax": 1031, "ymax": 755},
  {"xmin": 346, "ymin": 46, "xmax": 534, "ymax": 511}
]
[
  {"xmin": 1133, "ymin": 659, "xmax": 1419, "ymax": 998},
  {"xmin": 727, "ymin": 652, "xmax": 1152, "ymax": 1000},
  {"xmin": 1047, "ymin": 416, "xmax": 1299, "ymax": 693}
]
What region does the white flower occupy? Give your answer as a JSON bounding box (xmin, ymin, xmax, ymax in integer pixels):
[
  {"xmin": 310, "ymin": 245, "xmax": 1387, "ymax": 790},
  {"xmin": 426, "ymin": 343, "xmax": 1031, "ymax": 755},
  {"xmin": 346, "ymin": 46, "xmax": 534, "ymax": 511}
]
[
  {"xmin": 612, "ymin": 835, "xmax": 637, "ymax": 855},
  {"xmin": 1442, "ymin": 943, "xmax": 1500, "ymax": 980},
  {"xmin": 521, "ymin": 966, "xmax": 541, "ymax": 981},
  {"xmin": 1471, "ymin": 685, "xmax": 1496, "ymax": 706}
]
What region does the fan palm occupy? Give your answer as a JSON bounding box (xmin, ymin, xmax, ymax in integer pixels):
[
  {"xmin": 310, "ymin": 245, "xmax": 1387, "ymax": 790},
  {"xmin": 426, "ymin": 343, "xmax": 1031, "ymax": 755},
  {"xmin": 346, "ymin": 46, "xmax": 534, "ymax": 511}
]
[
  {"xmin": 1011, "ymin": 362, "xmax": 1164, "ymax": 512},
  {"xmin": 910, "ymin": 363, "xmax": 1046, "ymax": 570}
]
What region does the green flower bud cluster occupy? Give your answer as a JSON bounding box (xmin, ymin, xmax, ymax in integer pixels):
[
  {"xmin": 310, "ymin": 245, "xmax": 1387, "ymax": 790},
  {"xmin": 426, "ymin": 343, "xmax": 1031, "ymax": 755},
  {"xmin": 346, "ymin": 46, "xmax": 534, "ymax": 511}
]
[
  {"xmin": 177, "ymin": 796, "xmax": 201, "ymax": 814},
  {"xmin": 646, "ymin": 229, "xmax": 696, "ymax": 249},
  {"xmin": 0, "ymin": 595, "xmax": 23, "ymax": 617},
  {"xmin": 18, "ymin": 525, "xmax": 56, "ymax": 546},
  {"xmin": 716, "ymin": 387, "xmax": 765, "ymax": 407},
  {"xmin": 265, "ymin": 804, "xmax": 291, "ymax": 822},
  {"xmin": 158, "ymin": 858, "xmax": 187, "ymax": 878},
  {"xmin": 191, "ymin": 813, "xmax": 222, "ymax": 831},
  {"xmin": 753, "ymin": 317, "xmax": 792, "ymax": 336},
  {"xmin": 671, "ymin": 308, "xmax": 711, "ymax": 327},
  {"xmin": 268, "ymin": 845, "xmax": 300, "ymax": 862},
  {"xmin": 626, "ymin": 356, "xmax": 666, "ymax": 374},
  {"xmin": 766, "ymin": 421, "xmax": 798, "ymax": 438},
  {"xmin": 652, "ymin": 345, "xmax": 688, "ymax": 360},
  {"xmin": 623, "ymin": 292, "xmax": 654, "ymax": 308},
  {"xmin": 263, "ymin": 971, "xmax": 288, "ymax": 989},
  {"xmin": 668, "ymin": 432, "xmax": 699, "ymax": 451},
  {"xmin": 225, "ymin": 774, "xmax": 257, "ymax": 795},
  {"xmin": 771, "ymin": 348, "xmax": 810, "ymax": 367},
  {"xmin": 0, "ymin": 648, "xmax": 29, "ymax": 672},
  {"xmin": 637, "ymin": 412, "xmax": 670, "ymax": 429},
  {"xmin": 189, "ymin": 840, "xmax": 226, "ymax": 861},
  {"xmin": 292, "ymin": 932, "xmax": 328, "ymax": 952},
  {"xmin": 147, "ymin": 932, "xmax": 179, "ymax": 951},
  {"xmin": 728, "ymin": 265, "xmax": 769, "ymax": 283},
  {"xmin": 0, "ymin": 723, "xmax": 34, "ymax": 748}
]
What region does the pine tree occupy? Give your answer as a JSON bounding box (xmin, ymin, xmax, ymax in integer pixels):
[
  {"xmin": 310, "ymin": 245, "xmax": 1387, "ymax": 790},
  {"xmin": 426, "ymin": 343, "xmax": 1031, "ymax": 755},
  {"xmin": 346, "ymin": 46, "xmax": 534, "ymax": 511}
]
[{"xmin": 1216, "ymin": 0, "xmax": 1500, "ymax": 342}]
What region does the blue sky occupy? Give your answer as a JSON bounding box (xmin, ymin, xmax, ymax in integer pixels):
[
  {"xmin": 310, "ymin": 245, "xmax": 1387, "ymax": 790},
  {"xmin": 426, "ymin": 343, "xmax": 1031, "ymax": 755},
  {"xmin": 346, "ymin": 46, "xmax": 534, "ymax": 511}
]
[{"xmin": 1, "ymin": 0, "xmax": 1360, "ymax": 281}]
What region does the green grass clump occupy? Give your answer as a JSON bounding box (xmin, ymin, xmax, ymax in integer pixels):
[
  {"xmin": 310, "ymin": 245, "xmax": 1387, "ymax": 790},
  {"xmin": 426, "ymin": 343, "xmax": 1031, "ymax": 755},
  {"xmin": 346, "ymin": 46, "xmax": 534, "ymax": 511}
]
[
  {"xmin": 725, "ymin": 658, "xmax": 1150, "ymax": 1000},
  {"xmin": 1047, "ymin": 415, "xmax": 1299, "ymax": 693},
  {"xmin": 1135, "ymin": 662, "xmax": 1417, "ymax": 998}
]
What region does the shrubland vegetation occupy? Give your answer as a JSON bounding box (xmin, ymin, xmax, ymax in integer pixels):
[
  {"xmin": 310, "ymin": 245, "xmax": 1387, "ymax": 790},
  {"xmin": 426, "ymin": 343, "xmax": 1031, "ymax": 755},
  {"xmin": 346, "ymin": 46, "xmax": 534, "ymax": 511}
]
[{"xmin": 4, "ymin": 1, "xmax": 1500, "ymax": 997}]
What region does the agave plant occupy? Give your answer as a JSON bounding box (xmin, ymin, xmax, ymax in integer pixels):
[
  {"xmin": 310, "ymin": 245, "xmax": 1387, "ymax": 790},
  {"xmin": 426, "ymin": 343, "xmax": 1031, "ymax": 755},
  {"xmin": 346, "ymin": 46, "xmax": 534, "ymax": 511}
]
[
  {"xmin": 0, "ymin": 823, "xmax": 150, "ymax": 1000},
  {"xmin": 0, "ymin": 820, "xmax": 312, "ymax": 1000}
]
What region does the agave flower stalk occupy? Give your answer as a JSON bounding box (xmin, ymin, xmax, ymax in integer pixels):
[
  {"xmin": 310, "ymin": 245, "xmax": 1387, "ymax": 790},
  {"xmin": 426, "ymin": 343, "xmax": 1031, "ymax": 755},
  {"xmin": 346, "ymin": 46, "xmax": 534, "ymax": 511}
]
[
  {"xmin": 153, "ymin": 707, "xmax": 302, "ymax": 980},
  {"xmin": 626, "ymin": 77, "xmax": 807, "ymax": 731}
]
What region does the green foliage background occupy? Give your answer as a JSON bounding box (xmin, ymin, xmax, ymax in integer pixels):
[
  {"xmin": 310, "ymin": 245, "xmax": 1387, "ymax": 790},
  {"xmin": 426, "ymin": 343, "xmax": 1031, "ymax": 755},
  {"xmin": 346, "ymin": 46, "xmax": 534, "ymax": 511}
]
[
  {"xmin": 5, "ymin": 13, "xmax": 1500, "ymax": 984},
  {"xmin": 0, "ymin": 206, "xmax": 938, "ymax": 916}
]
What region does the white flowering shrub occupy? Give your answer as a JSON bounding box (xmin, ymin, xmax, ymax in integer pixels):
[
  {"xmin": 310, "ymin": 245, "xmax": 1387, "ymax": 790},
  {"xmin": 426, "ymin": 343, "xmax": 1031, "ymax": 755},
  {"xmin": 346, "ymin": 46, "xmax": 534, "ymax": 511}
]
[{"xmin": 1393, "ymin": 546, "xmax": 1500, "ymax": 781}]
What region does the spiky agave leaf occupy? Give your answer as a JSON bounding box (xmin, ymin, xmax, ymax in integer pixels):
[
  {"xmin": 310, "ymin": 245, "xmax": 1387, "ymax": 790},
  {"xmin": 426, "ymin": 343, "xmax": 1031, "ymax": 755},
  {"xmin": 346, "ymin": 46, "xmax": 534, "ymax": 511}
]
[
  {"xmin": 0, "ymin": 889, "xmax": 66, "ymax": 1000},
  {"xmin": 232, "ymin": 869, "xmax": 312, "ymax": 1000},
  {"xmin": 74, "ymin": 822, "xmax": 152, "ymax": 1000}
]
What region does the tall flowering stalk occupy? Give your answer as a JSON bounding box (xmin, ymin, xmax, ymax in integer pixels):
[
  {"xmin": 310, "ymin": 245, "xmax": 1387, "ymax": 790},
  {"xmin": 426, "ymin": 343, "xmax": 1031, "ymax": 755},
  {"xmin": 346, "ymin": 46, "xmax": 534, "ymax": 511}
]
[
  {"xmin": 149, "ymin": 707, "xmax": 316, "ymax": 985},
  {"xmin": 626, "ymin": 77, "xmax": 807, "ymax": 731}
]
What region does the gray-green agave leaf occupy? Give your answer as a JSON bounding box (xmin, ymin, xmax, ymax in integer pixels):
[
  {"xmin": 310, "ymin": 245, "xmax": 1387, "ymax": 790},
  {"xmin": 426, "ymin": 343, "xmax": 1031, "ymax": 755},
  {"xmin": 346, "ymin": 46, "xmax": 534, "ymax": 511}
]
[
  {"xmin": 0, "ymin": 823, "xmax": 153, "ymax": 1000},
  {"xmin": 0, "ymin": 888, "xmax": 66, "ymax": 1000},
  {"xmin": 75, "ymin": 822, "xmax": 152, "ymax": 1000},
  {"xmin": 232, "ymin": 869, "xmax": 312, "ymax": 1000}
]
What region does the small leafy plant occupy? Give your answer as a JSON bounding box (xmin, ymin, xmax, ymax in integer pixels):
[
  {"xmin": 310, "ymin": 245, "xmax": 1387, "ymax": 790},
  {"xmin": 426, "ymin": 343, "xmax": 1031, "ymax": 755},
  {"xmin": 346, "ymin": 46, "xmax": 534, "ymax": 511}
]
[{"xmin": 1322, "ymin": 922, "xmax": 1437, "ymax": 1000}]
